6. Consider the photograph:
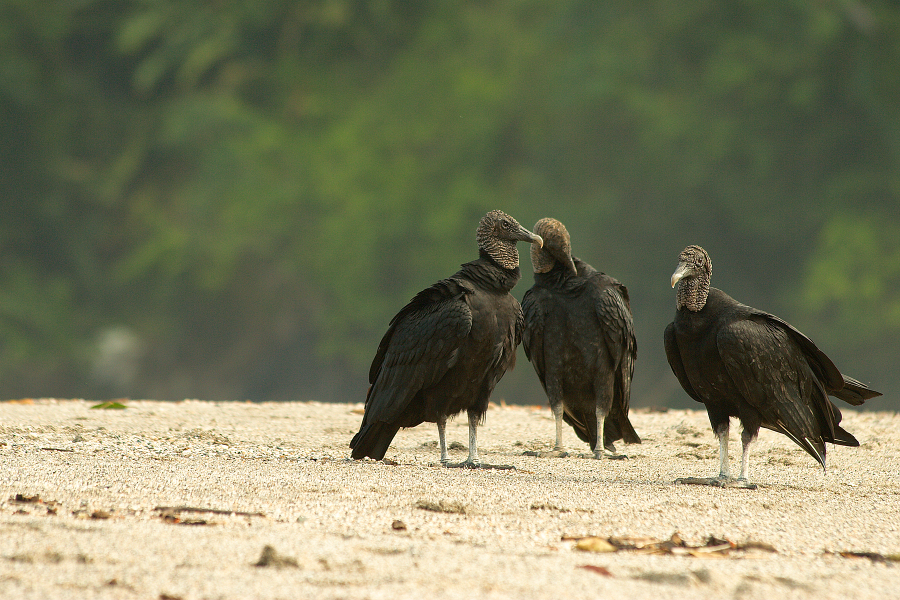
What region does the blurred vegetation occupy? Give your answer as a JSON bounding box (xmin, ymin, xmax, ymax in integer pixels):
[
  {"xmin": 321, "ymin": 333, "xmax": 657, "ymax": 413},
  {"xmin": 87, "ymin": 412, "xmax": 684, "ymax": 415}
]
[{"xmin": 1, "ymin": 0, "xmax": 897, "ymax": 409}]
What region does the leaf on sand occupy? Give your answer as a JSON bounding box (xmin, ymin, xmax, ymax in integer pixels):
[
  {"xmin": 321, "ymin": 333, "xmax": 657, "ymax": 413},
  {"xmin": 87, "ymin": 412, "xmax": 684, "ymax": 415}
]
[
  {"xmin": 11, "ymin": 494, "xmax": 42, "ymax": 504},
  {"xmin": 160, "ymin": 513, "xmax": 209, "ymax": 525},
  {"xmin": 90, "ymin": 401, "xmax": 128, "ymax": 410},
  {"xmin": 570, "ymin": 533, "xmax": 775, "ymax": 558},
  {"xmin": 415, "ymin": 499, "xmax": 468, "ymax": 514},
  {"xmin": 576, "ymin": 537, "xmax": 617, "ymax": 553},
  {"xmin": 578, "ymin": 565, "xmax": 613, "ymax": 576},
  {"xmin": 154, "ymin": 505, "xmax": 265, "ymax": 518},
  {"xmin": 10, "ymin": 494, "xmax": 61, "ymax": 514},
  {"xmin": 254, "ymin": 545, "xmax": 299, "ymax": 568},
  {"xmin": 834, "ymin": 550, "xmax": 900, "ymax": 563}
]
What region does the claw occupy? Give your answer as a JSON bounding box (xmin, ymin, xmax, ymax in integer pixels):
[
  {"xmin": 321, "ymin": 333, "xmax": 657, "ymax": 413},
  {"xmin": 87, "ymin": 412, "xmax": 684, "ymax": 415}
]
[
  {"xmin": 675, "ymin": 476, "xmax": 757, "ymax": 490},
  {"xmin": 444, "ymin": 461, "xmax": 515, "ymax": 470}
]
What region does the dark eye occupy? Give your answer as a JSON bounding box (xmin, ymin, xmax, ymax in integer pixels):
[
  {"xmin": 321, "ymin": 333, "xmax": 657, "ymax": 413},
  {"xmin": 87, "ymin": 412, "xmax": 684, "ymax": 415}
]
[{"xmin": 502, "ymin": 221, "xmax": 512, "ymax": 230}]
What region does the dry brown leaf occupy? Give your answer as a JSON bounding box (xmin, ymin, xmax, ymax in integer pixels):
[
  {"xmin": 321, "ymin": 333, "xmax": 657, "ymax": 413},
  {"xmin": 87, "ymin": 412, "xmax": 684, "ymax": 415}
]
[
  {"xmin": 254, "ymin": 545, "xmax": 299, "ymax": 568},
  {"xmin": 576, "ymin": 537, "xmax": 617, "ymax": 553},
  {"xmin": 570, "ymin": 533, "xmax": 775, "ymax": 559},
  {"xmin": 578, "ymin": 565, "xmax": 613, "ymax": 577}
]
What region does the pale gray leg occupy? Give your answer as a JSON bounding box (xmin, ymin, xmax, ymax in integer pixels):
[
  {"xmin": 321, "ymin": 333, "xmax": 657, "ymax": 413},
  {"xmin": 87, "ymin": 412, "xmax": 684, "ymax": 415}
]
[
  {"xmin": 523, "ymin": 402, "xmax": 568, "ymax": 458},
  {"xmin": 444, "ymin": 411, "xmax": 514, "ymax": 470},
  {"xmin": 717, "ymin": 428, "xmax": 731, "ymax": 478},
  {"xmin": 443, "ymin": 413, "xmax": 481, "ymax": 468},
  {"xmin": 466, "ymin": 413, "xmax": 480, "ymax": 466},
  {"xmin": 553, "ymin": 402, "xmax": 565, "ymax": 451},
  {"xmin": 676, "ymin": 424, "xmax": 756, "ymax": 489},
  {"xmin": 437, "ymin": 416, "xmax": 449, "ymax": 464},
  {"xmin": 590, "ymin": 408, "xmax": 626, "ymax": 460}
]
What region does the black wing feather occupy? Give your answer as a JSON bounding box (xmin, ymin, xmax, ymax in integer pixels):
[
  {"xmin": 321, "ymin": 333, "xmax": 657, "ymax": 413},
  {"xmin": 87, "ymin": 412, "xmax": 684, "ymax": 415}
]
[
  {"xmin": 750, "ymin": 310, "xmax": 879, "ymax": 405},
  {"xmin": 593, "ymin": 281, "xmax": 640, "ymax": 444},
  {"xmin": 664, "ymin": 322, "xmax": 703, "ymax": 403},
  {"xmin": 365, "ymin": 279, "xmax": 473, "ymax": 422},
  {"xmin": 351, "ymin": 279, "xmax": 473, "ymax": 459},
  {"xmin": 521, "ymin": 286, "xmax": 550, "ymax": 393},
  {"xmin": 716, "ymin": 317, "xmax": 833, "ymax": 466}
]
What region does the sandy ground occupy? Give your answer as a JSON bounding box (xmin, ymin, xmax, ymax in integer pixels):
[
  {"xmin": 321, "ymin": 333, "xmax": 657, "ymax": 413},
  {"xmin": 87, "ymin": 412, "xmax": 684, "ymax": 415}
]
[{"xmin": 0, "ymin": 399, "xmax": 899, "ymax": 600}]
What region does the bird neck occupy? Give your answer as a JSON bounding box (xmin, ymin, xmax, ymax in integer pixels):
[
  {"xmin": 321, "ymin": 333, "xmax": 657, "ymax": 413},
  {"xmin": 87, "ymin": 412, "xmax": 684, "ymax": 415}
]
[
  {"xmin": 478, "ymin": 239, "xmax": 520, "ymax": 270},
  {"xmin": 461, "ymin": 256, "xmax": 521, "ymax": 293},
  {"xmin": 676, "ymin": 275, "xmax": 709, "ymax": 312},
  {"xmin": 533, "ymin": 260, "xmax": 577, "ymax": 287}
]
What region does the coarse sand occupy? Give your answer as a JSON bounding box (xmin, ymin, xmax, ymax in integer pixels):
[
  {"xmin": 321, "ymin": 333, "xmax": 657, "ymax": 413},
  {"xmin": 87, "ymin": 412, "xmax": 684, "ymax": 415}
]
[{"xmin": 1, "ymin": 399, "xmax": 899, "ymax": 599}]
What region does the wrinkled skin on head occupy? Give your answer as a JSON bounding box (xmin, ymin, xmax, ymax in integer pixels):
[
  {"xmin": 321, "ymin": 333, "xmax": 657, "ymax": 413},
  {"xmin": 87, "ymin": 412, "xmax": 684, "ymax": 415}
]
[
  {"xmin": 530, "ymin": 217, "xmax": 577, "ymax": 275},
  {"xmin": 476, "ymin": 210, "xmax": 543, "ymax": 270},
  {"xmin": 671, "ymin": 245, "xmax": 712, "ymax": 312}
]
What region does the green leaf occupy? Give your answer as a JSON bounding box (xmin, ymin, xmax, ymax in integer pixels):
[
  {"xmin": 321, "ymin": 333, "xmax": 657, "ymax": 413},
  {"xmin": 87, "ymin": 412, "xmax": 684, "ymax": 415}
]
[{"xmin": 90, "ymin": 401, "xmax": 128, "ymax": 410}]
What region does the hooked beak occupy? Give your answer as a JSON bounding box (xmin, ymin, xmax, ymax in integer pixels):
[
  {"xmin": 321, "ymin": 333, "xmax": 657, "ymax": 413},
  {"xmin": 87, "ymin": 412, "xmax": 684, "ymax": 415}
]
[
  {"xmin": 519, "ymin": 228, "xmax": 543, "ymax": 248},
  {"xmin": 671, "ymin": 262, "xmax": 692, "ymax": 288}
]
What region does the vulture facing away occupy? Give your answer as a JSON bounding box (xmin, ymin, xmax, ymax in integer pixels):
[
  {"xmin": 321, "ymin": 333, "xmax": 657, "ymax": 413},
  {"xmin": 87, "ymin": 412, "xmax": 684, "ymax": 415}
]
[
  {"xmin": 522, "ymin": 218, "xmax": 640, "ymax": 459},
  {"xmin": 350, "ymin": 210, "xmax": 543, "ymax": 467},
  {"xmin": 664, "ymin": 245, "xmax": 881, "ymax": 488}
]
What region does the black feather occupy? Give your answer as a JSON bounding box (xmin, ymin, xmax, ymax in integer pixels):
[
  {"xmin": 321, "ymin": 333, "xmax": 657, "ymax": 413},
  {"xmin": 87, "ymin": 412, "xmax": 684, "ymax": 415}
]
[
  {"xmin": 350, "ymin": 210, "xmax": 537, "ymax": 461},
  {"xmin": 523, "ymin": 255, "xmax": 640, "ymax": 452},
  {"xmin": 665, "ymin": 246, "xmax": 880, "ymax": 473}
]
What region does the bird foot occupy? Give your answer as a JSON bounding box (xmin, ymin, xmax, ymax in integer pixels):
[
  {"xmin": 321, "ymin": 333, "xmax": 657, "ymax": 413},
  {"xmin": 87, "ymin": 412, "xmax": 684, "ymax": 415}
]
[
  {"xmin": 522, "ymin": 449, "xmax": 569, "ymax": 458},
  {"xmin": 601, "ymin": 452, "xmax": 628, "ymax": 460},
  {"xmin": 675, "ymin": 476, "xmax": 757, "ymax": 490},
  {"xmin": 443, "ymin": 460, "xmax": 515, "ymax": 470},
  {"xmin": 577, "ymin": 452, "xmax": 628, "ymax": 460}
]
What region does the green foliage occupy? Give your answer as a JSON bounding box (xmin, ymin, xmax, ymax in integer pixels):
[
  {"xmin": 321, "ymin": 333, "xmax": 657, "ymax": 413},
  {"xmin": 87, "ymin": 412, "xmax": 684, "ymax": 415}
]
[
  {"xmin": 801, "ymin": 213, "xmax": 900, "ymax": 339},
  {"xmin": 1, "ymin": 0, "xmax": 898, "ymax": 405}
]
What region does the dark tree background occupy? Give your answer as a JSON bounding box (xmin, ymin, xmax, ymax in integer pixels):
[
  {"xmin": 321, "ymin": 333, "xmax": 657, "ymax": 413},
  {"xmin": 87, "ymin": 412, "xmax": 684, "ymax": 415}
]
[{"xmin": 1, "ymin": 0, "xmax": 897, "ymax": 410}]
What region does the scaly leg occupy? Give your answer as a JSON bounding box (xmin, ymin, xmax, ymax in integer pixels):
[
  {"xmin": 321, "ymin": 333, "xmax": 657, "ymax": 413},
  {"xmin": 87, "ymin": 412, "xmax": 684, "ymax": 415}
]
[
  {"xmin": 444, "ymin": 411, "xmax": 514, "ymax": 470},
  {"xmin": 717, "ymin": 427, "xmax": 731, "ymax": 478},
  {"xmin": 553, "ymin": 402, "xmax": 565, "ymax": 452},
  {"xmin": 590, "ymin": 408, "xmax": 626, "ymax": 460},
  {"xmin": 676, "ymin": 424, "xmax": 756, "ymax": 489},
  {"xmin": 738, "ymin": 428, "xmax": 755, "ymax": 484},
  {"xmin": 523, "ymin": 402, "xmax": 568, "ymax": 458},
  {"xmin": 437, "ymin": 416, "xmax": 449, "ymax": 465},
  {"xmin": 466, "ymin": 414, "xmax": 480, "ymax": 466}
]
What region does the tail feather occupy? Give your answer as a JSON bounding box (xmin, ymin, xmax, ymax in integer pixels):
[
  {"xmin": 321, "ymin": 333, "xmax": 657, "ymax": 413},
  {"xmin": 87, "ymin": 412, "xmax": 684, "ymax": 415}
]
[
  {"xmin": 610, "ymin": 362, "xmax": 640, "ymax": 444},
  {"xmin": 776, "ymin": 425, "xmax": 827, "ymax": 470},
  {"xmin": 828, "ymin": 424, "xmax": 859, "ymax": 447},
  {"xmin": 833, "ymin": 375, "xmax": 881, "ymax": 406},
  {"xmin": 562, "ymin": 410, "xmax": 594, "ymax": 447},
  {"xmin": 350, "ymin": 421, "xmax": 401, "ymax": 460},
  {"xmin": 562, "ymin": 406, "xmax": 641, "ymax": 449},
  {"xmin": 606, "ymin": 414, "xmax": 641, "ymax": 445}
]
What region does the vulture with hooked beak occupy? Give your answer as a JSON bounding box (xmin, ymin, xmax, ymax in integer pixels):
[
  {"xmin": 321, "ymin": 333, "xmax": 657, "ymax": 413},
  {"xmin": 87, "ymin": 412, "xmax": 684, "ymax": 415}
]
[
  {"xmin": 522, "ymin": 218, "xmax": 640, "ymax": 459},
  {"xmin": 664, "ymin": 245, "xmax": 881, "ymax": 488},
  {"xmin": 350, "ymin": 210, "xmax": 543, "ymax": 467}
]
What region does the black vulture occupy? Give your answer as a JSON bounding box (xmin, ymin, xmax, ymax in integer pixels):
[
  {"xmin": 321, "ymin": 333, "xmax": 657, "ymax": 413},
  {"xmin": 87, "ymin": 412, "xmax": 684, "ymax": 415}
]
[
  {"xmin": 350, "ymin": 210, "xmax": 543, "ymax": 467},
  {"xmin": 664, "ymin": 245, "xmax": 881, "ymax": 488},
  {"xmin": 521, "ymin": 218, "xmax": 640, "ymax": 459}
]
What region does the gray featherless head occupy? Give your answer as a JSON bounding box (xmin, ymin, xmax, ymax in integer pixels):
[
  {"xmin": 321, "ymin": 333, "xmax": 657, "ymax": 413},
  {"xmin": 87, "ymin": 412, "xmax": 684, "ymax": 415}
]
[
  {"xmin": 476, "ymin": 210, "xmax": 543, "ymax": 270},
  {"xmin": 671, "ymin": 245, "xmax": 712, "ymax": 311},
  {"xmin": 530, "ymin": 217, "xmax": 577, "ymax": 275}
]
